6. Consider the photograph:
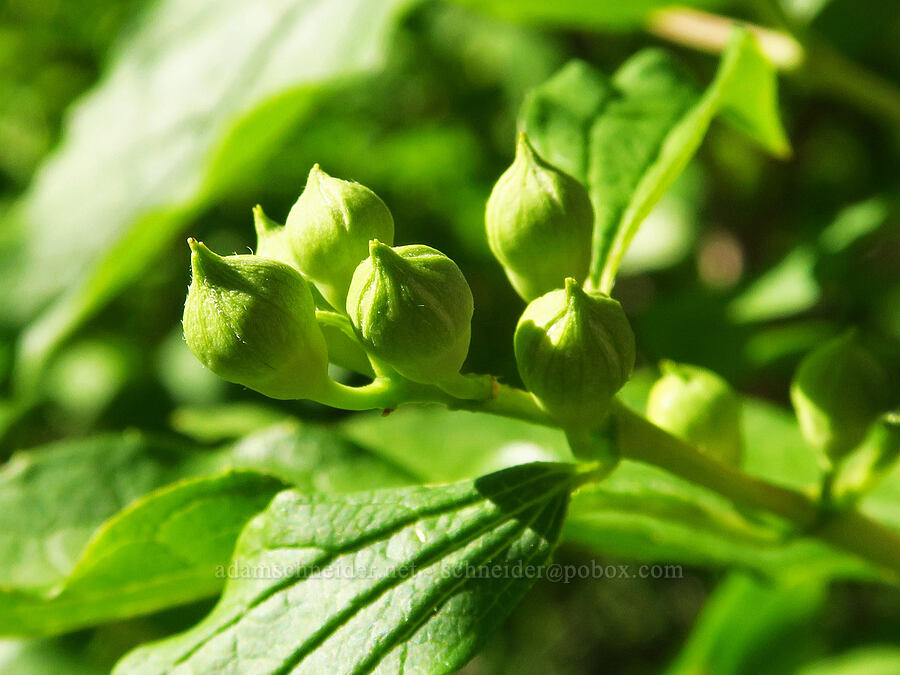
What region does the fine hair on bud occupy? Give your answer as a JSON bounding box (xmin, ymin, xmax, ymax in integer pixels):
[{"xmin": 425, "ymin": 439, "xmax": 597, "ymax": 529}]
[
  {"xmin": 486, "ymin": 133, "xmax": 593, "ymax": 301},
  {"xmin": 183, "ymin": 239, "xmax": 330, "ymax": 400},
  {"xmin": 515, "ymin": 278, "xmax": 635, "ymax": 428},
  {"xmin": 286, "ymin": 164, "xmax": 394, "ymax": 311},
  {"xmin": 347, "ymin": 240, "xmax": 473, "ymax": 385}
]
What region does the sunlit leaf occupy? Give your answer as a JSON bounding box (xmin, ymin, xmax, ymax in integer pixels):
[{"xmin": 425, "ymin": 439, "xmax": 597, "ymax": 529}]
[{"xmin": 115, "ymin": 463, "xmax": 575, "ymax": 674}]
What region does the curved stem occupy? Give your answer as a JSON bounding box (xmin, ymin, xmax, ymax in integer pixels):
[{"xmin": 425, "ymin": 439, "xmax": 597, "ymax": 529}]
[
  {"xmin": 609, "ymin": 400, "xmax": 900, "ymax": 578},
  {"xmin": 449, "ymin": 383, "xmax": 553, "ymax": 426},
  {"xmin": 435, "ymin": 372, "xmax": 496, "ymax": 401}
]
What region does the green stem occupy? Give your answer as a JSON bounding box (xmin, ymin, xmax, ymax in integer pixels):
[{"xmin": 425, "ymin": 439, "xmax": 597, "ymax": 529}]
[
  {"xmin": 646, "ymin": 7, "xmax": 900, "ymax": 129},
  {"xmin": 609, "ymin": 400, "xmax": 900, "ymax": 578},
  {"xmin": 450, "ymin": 383, "xmax": 553, "ymax": 426},
  {"xmin": 435, "ymin": 372, "xmax": 496, "ymax": 401},
  {"xmin": 315, "ymin": 310, "xmax": 393, "ymax": 378}
]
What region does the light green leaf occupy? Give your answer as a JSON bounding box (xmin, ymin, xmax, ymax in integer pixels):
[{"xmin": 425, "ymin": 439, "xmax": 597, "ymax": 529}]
[
  {"xmin": 114, "ymin": 462, "xmax": 575, "ymax": 674},
  {"xmin": 0, "ymin": 432, "xmax": 201, "ymax": 593},
  {"xmin": 0, "ymin": 421, "xmax": 412, "ymax": 635},
  {"xmin": 728, "ymin": 246, "xmax": 821, "ymax": 324},
  {"xmin": 15, "ymin": 0, "xmax": 415, "ymax": 387},
  {"xmin": 729, "ymin": 197, "xmax": 890, "ymax": 324},
  {"xmin": 340, "ymin": 404, "xmax": 572, "ymax": 482},
  {"xmin": 0, "ymin": 471, "xmax": 284, "ymax": 637},
  {"xmin": 666, "ymin": 573, "xmax": 826, "ymax": 675},
  {"xmin": 0, "ymin": 423, "xmax": 409, "ymax": 593},
  {"xmin": 798, "ymin": 647, "xmax": 900, "ymax": 675},
  {"xmin": 450, "ymin": 0, "xmax": 726, "ymax": 30},
  {"xmin": 520, "ymin": 29, "xmax": 789, "ymax": 292}
]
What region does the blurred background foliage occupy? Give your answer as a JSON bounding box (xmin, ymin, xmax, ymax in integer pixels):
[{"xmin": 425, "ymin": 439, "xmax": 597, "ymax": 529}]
[{"xmin": 0, "ymin": 0, "xmax": 898, "ymax": 672}]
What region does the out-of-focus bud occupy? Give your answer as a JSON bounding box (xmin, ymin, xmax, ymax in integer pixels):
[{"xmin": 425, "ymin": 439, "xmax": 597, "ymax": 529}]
[
  {"xmin": 286, "ymin": 164, "xmax": 394, "ymax": 310},
  {"xmin": 182, "ymin": 239, "xmax": 329, "ymax": 400},
  {"xmin": 347, "ymin": 240, "xmax": 473, "ymax": 387},
  {"xmin": 791, "ymin": 331, "xmax": 890, "ymax": 464},
  {"xmin": 486, "ymin": 133, "xmax": 593, "ymax": 301},
  {"xmin": 646, "ymin": 361, "xmax": 743, "ymax": 466},
  {"xmin": 833, "ymin": 412, "xmax": 900, "ymax": 503},
  {"xmin": 514, "ymin": 278, "xmax": 635, "ymax": 427}
]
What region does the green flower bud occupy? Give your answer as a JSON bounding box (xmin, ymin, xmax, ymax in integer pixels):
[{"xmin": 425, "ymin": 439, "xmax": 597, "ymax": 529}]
[
  {"xmin": 486, "ymin": 133, "xmax": 593, "ymax": 301},
  {"xmin": 514, "ymin": 278, "xmax": 635, "ymax": 427},
  {"xmin": 347, "ymin": 240, "xmax": 472, "ymax": 386},
  {"xmin": 183, "ymin": 239, "xmax": 330, "ymax": 400},
  {"xmin": 646, "ymin": 361, "xmax": 743, "ymax": 466},
  {"xmin": 790, "ymin": 331, "xmax": 890, "ymax": 463},
  {"xmin": 252, "ymin": 205, "xmax": 291, "ymax": 262},
  {"xmin": 286, "ymin": 164, "xmax": 394, "ymax": 311}
]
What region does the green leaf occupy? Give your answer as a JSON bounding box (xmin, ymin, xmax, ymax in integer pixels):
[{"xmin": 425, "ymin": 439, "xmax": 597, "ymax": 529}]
[
  {"xmin": 666, "ymin": 573, "xmax": 826, "ymax": 675},
  {"xmin": 340, "ymin": 405, "xmax": 572, "ymax": 482},
  {"xmin": 0, "ymin": 423, "xmax": 409, "ymax": 593},
  {"xmin": 519, "ymin": 29, "xmax": 789, "ymax": 291},
  {"xmin": 798, "ymin": 647, "xmax": 900, "ymax": 675},
  {"xmin": 0, "ymin": 432, "xmax": 201, "ymax": 593},
  {"xmin": 15, "ymin": 0, "xmax": 415, "ymax": 387},
  {"xmin": 114, "ymin": 462, "xmax": 575, "ymax": 674},
  {"xmin": 450, "ymin": 0, "xmax": 727, "ymax": 30},
  {"xmin": 0, "ymin": 421, "xmax": 412, "ymax": 635},
  {"xmin": 0, "ymin": 471, "xmax": 284, "ymax": 637}
]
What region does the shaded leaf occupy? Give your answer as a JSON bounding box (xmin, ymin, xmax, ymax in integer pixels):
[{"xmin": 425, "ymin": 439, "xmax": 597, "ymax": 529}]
[
  {"xmin": 666, "ymin": 574, "xmax": 826, "ymax": 675},
  {"xmin": 0, "ymin": 420, "xmax": 412, "ymax": 635}
]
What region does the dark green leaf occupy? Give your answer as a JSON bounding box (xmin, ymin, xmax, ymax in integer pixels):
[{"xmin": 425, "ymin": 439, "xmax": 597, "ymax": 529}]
[
  {"xmin": 115, "ymin": 462, "xmax": 575, "ymax": 674},
  {"xmin": 666, "ymin": 574, "xmax": 826, "ymax": 675},
  {"xmin": 0, "ymin": 421, "xmax": 412, "ymax": 635}
]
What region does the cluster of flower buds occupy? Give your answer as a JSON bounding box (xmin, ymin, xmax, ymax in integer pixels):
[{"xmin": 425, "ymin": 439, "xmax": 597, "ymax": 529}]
[{"xmin": 182, "ymin": 166, "xmax": 483, "ymax": 406}]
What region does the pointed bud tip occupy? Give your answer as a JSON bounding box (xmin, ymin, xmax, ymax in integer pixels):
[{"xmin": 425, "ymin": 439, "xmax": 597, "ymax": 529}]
[
  {"xmin": 368, "ymin": 238, "xmax": 389, "ymax": 258},
  {"xmin": 564, "ymin": 277, "xmax": 586, "ymax": 305},
  {"xmin": 307, "ymin": 163, "xmax": 328, "ymax": 183},
  {"xmin": 252, "ymin": 204, "xmax": 281, "ymax": 234},
  {"xmin": 515, "ymin": 132, "xmax": 535, "ymax": 162},
  {"xmin": 188, "ymin": 239, "xmax": 224, "ymax": 279}
]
